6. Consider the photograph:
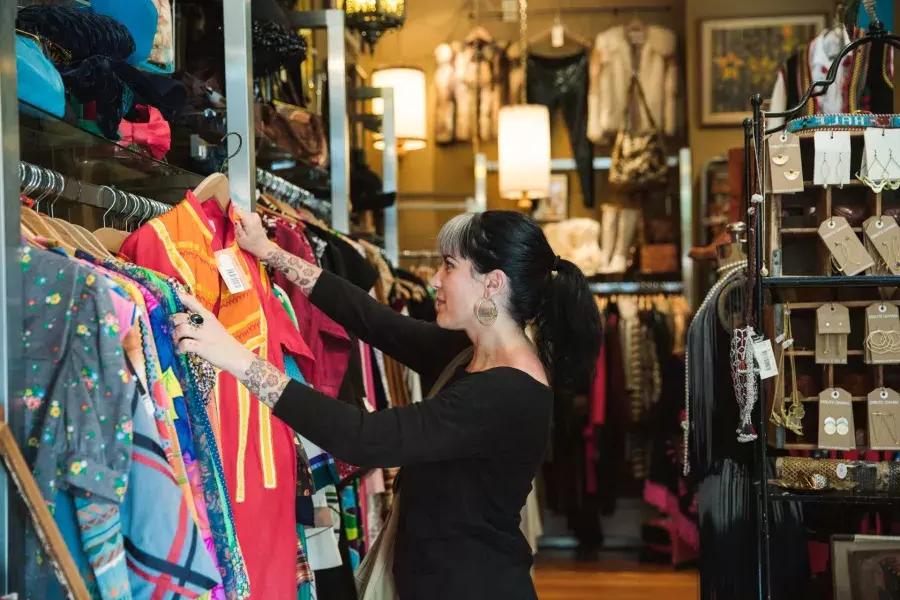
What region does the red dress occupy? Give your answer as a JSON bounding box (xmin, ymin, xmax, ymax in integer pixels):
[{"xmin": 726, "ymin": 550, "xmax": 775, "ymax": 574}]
[{"xmin": 122, "ymin": 191, "xmax": 314, "ymax": 598}]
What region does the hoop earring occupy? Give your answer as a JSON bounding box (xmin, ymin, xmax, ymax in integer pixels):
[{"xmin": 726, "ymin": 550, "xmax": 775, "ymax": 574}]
[{"xmin": 474, "ymin": 297, "xmax": 498, "ymax": 326}]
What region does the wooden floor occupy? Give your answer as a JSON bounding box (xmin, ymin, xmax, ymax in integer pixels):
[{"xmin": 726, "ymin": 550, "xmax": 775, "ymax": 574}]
[{"xmin": 533, "ymin": 556, "xmax": 699, "ymax": 600}]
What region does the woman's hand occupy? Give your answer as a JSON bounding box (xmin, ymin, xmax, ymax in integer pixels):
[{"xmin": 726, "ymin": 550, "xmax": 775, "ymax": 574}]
[
  {"xmin": 171, "ymin": 291, "xmax": 290, "ymax": 408},
  {"xmin": 171, "ymin": 291, "xmax": 256, "ymax": 376},
  {"xmin": 234, "ymin": 208, "xmax": 277, "ymax": 260}
]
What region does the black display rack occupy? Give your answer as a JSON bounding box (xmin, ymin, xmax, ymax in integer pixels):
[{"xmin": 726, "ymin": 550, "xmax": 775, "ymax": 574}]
[{"xmin": 745, "ymin": 19, "xmax": 900, "ymax": 600}]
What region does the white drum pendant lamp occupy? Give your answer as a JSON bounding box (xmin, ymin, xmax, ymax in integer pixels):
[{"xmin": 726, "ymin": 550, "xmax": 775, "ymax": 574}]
[
  {"xmin": 372, "ymin": 67, "xmax": 427, "ymax": 153},
  {"xmin": 498, "ymin": 104, "xmax": 551, "ymax": 208}
]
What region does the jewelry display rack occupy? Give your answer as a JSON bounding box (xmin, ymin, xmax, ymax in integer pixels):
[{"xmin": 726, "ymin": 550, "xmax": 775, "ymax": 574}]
[{"xmin": 746, "ymin": 16, "xmax": 900, "ymax": 599}]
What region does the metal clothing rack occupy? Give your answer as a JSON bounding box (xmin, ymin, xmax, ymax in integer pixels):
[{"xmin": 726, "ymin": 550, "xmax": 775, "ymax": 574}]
[
  {"xmin": 19, "ymin": 162, "xmax": 173, "ymax": 218},
  {"xmin": 589, "ymin": 280, "xmax": 683, "ymax": 295},
  {"xmin": 256, "ymin": 167, "xmax": 332, "ymax": 220},
  {"xmin": 746, "ymin": 17, "xmax": 900, "ymax": 600}
]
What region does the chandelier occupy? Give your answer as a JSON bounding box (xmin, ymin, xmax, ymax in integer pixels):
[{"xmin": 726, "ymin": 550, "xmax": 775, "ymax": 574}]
[{"xmin": 340, "ymin": 0, "xmax": 406, "ymax": 53}]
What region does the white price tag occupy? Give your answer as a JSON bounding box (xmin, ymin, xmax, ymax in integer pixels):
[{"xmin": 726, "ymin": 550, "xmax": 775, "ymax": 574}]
[
  {"xmin": 215, "ymin": 248, "xmax": 251, "ymax": 294},
  {"xmin": 753, "ymin": 338, "xmax": 779, "ymax": 380}
]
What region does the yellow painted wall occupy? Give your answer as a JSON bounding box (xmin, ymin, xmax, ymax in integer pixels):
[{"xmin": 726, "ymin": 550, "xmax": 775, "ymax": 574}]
[{"xmin": 357, "ymin": 0, "xmax": 838, "ymax": 252}]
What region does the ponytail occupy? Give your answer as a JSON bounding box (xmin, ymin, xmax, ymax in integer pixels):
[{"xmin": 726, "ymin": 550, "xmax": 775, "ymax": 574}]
[{"xmin": 534, "ymin": 258, "xmax": 602, "ymax": 394}]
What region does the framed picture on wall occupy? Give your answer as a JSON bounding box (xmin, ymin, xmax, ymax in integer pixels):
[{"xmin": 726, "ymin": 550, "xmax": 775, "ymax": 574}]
[
  {"xmin": 832, "ymin": 534, "xmax": 900, "ymax": 600},
  {"xmin": 534, "ymin": 174, "xmax": 568, "ymax": 222},
  {"xmin": 700, "ymin": 15, "xmax": 826, "ymax": 126}
]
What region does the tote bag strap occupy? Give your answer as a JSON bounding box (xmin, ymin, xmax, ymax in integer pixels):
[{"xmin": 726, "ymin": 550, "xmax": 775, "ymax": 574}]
[
  {"xmin": 625, "ymin": 73, "xmax": 660, "ymax": 132},
  {"xmin": 427, "ymin": 346, "xmax": 475, "ymax": 397}
]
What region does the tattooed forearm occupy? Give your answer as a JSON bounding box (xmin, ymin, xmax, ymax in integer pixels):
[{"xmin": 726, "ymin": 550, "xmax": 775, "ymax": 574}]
[
  {"xmin": 262, "ymin": 247, "xmax": 322, "ymax": 295},
  {"xmin": 239, "ymin": 357, "xmax": 290, "ymax": 409}
]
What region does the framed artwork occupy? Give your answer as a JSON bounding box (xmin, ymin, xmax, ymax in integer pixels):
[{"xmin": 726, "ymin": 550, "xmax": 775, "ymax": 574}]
[
  {"xmin": 534, "ymin": 174, "xmax": 568, "ymax": 222},
  {"xmin": 832, "ymin": 534, "xmax": 900, "ymax": 600},
  {"xmin": 700, "ymin": 15, "xmax": 826, "ymax": 126}
]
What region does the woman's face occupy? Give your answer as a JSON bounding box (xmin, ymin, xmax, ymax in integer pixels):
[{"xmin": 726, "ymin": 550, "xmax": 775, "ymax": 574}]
[{"xmin": 431, "ymin": 254, "xmax": 489, "ymax": 330}]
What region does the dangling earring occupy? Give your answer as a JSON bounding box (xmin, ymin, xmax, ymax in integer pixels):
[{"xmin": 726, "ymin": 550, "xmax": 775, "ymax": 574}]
[{"xmin": 474, "ymin": 296, "xmax": 498, "ymax": 326}]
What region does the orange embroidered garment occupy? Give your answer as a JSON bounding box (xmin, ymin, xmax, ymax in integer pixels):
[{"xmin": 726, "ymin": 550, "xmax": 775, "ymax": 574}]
[{"xmin": 121, "ymin": 191, "xmax": 315, "ymax": 598}]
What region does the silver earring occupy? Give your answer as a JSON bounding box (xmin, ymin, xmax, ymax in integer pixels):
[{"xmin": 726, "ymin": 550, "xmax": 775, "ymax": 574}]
[{"xmin": 474, "ymin": 297, "xmax": 498, "ymax": 326}]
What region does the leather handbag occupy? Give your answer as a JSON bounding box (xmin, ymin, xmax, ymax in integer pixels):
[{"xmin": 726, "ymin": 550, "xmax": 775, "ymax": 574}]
[
  {"xmin": 255, "ymin": 101, "xmax": 328, "ymax": 167},
  {"xmin": 609, "ymin": 75, "xmax": 669, "ymax": 189},
  {"xmin": 355, "ymin": 347, "xmax": 475, "ymax": 600},
  {"xmin": 639, "ymin": 243, "xmax": 679, "ymax": 275}
]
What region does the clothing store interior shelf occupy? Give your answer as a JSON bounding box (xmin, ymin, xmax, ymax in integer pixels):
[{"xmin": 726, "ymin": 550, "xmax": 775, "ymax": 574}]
[
  {"xmin": 18, "ymin": 101, "xmax": 204, "ymax": 200},
  {"xmin": 768, "ymin": 490, "xmax": 900, "ymax": 505},
  {"xmin": 761, "ymin": 275, "xmax": 900, "ymax": 288}
]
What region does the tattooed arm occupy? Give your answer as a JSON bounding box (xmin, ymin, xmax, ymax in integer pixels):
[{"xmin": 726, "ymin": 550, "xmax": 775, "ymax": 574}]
[
  {"xmin": 261, "ymin": 246, "xmax": 322, "ymax": 296},
  {"xmin": 238, "ymin": 357, "xmax": 289, "ymax": 410}
]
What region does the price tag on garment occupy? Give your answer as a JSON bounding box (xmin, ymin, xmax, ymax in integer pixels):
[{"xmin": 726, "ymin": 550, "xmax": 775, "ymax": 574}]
[
  {"xmin": 862, "ymin": 128, "xmax": 900, "ymax": 182},
  {"xmin": 818, "ymin": 216, "xmax": 875, "ymax": 276},
  {"xmin": 768, "ymin": 132, "xmax": 804, "ymax": 193},
  {"xmin": 214, "ymin": 247, "xmax": 251, "ymax": 294},
  {"xmin": 864, "ymin": 216, "xmax": 900, "ymax": 275},
  {"xmin": 753, "ymin": 338, "xmax": 778, "ymax": 380},
  {"xmin": 814, "ymin": 131, "xmax": 851, "ymax": 186}
]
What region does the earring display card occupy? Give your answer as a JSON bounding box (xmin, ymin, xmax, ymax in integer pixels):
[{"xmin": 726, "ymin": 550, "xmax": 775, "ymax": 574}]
[
  {"xmin": 818, "ymin": 216, "xmax": 876, "ymax": 276},
  {"xmin": 814, "ymin": 131, "xmax": 851, "ymax": 186},
  {"xmin": 861, "ymin": 128, "xmax": 900, "ymax": 182},
  {"xmin": 818, "ymin": 387, "xmax": 856, "ymax": 451},
  {"xmin": 863, "ymin": 216, "xmax": 900, "ymax": 275},
  {"xmin": 864, "ymin": 303, "xmax": 900, "ymax": 364},
  {"xmin": 768, "ymin": 132, "xmax": 804, "ymax": 193},
  {"xmin": 816, "ymin": 303, "xmax": 851, "ymax": 364},
  {"xmin": 867, "ymin": 387, "xmax": 900, "ymax": 450}
]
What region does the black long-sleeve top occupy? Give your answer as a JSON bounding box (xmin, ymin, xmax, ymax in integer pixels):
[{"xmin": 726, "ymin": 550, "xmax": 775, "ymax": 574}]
[{"xmin": 272, "ymin": 270, "xmax": 552, "ymax": 599}]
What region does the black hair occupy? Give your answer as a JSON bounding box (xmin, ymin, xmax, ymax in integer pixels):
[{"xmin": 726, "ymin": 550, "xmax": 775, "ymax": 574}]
[{"xmin": 438, "ymin": 211, "xmax": 601, "ymax": 393}]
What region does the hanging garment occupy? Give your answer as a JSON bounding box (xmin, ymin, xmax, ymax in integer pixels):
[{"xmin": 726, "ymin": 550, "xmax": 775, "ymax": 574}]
[
  {"xmin": 20, "ymin": 246, "xmax": 135, "ymax": 600},
  {"xmin": 433, "ymin": 29, "xmax": 517, "ymax": 144},
  {"xmin": 528, "ymin": 52, "xmax": 595, "ymax": 207},
  {"xmin": 588, "ymin": 25, "xmax": 678, "ymax": 143},
  {"xmin": 768, "ymin": 27, "xmax": 894, "ymax": 129},
  {"xmin": 272, "ymin": 220, "xmax": 352, "ymax": 398},
  {"xmin": 121, "ymin": 191, "xmax": 314, "ymax": 598}
]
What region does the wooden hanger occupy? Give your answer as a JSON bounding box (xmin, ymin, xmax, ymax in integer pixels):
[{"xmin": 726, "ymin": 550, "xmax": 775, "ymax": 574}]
[
  {"xmin": 192, "ymin": 173, "xmax": 231, "ymax": 212},
  {"xmin": 93, "ymin": 229, "xmax": 130, "ymax": 254},
  {"xmin": 20, "ymin": 206, "xmax": 76, "ymax": 254}
]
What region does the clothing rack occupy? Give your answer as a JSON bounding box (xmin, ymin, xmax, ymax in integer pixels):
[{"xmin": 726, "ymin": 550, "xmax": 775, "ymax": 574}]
[
  {"xmin": 19, "ymin": 162, "xmax": 172, "ymax": 217},
  {"xmin": 747, "ymin": 18, "xmax": 900, "ymax": 600},
  {"xmin": 256, "ymin": 167, "xmax": 332, "ymax": 220},
  {"xmin": 589, "ymin": 281, "xmax": 683, "ymax": 295}
]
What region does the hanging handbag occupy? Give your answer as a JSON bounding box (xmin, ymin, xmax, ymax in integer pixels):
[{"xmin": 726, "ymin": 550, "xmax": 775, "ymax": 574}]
[
  {"xmin": 609, "ymin": 74, "xmax": 669, "ymax": 189},
  {"xmin": 355, "ymin": 347, "xmax": 475, "ymax": 600}
]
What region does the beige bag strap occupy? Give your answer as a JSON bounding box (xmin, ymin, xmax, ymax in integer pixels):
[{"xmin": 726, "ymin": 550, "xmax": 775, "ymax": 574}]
[{"xmin": 426, "ymin": 346, "xmax": 474, "ymax": 398}]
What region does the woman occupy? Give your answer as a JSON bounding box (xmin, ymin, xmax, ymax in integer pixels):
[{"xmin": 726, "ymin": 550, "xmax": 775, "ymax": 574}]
[{"xmin": 172, "ymin": 210, "xmax": 601, "ymax": 598}]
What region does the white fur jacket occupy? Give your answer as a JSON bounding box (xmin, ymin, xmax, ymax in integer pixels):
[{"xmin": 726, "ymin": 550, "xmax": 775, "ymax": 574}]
[{"xmin": 588, "ymin": 25, "xmax": 679, "ymax": 142}]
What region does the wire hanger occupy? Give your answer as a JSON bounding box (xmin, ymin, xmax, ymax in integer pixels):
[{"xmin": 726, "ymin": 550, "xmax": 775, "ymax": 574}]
[{"xmin": 192, "ymin": 132, "xmax": 242, "ymax": 211}]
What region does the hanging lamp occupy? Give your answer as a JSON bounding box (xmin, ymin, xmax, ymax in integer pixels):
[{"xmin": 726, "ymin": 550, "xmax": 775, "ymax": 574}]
[
  {"xmin": 339, "ymin": 0, "xmax": 406, "ymax": 53},
  {"xmin": 496, "ymin": 0, "xmax": 550, "ymax": 209}
]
